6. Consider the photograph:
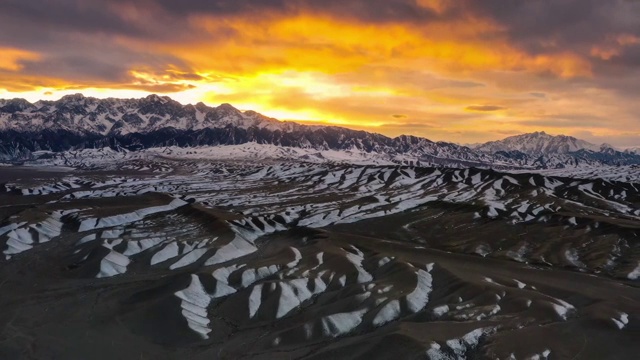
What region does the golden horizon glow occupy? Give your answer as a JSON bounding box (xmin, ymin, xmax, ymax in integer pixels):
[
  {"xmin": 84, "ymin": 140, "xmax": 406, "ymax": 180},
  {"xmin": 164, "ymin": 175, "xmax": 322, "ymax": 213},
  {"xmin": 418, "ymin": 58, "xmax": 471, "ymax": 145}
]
[{"xmin": 1, "ymin": 6, "xmax": 639, "ymax": 146}]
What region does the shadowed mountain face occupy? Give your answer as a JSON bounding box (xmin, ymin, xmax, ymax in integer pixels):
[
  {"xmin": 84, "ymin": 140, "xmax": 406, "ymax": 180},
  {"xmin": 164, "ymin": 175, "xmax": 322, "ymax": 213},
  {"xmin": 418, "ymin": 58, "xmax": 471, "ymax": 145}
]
[
  {"xmin": 2, "ymin": 94, "xmax": 640, "ymax": 169},
  {"xmin": 0, "ymin": 159, "xmax": 638, "ymax": 359}
]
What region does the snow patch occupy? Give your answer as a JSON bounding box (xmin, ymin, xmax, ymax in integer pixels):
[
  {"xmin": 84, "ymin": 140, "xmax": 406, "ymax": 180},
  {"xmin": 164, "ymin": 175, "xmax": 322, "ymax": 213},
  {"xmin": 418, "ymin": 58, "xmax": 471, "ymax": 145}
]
[{"xmin": 174, "ymin": 274, "xmax": 212, "ymax": 339}]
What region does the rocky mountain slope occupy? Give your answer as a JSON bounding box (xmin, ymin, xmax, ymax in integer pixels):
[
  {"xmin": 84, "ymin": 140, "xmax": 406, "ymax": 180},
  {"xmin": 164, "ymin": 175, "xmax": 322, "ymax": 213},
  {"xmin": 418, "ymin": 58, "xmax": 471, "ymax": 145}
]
[
  {"xmin": 0, "ymin": 94, "xmax": 498, "ymax": 167},
  {"xmin": 1, "ymin": 94, "xmax": 639, "ymax": 169}
]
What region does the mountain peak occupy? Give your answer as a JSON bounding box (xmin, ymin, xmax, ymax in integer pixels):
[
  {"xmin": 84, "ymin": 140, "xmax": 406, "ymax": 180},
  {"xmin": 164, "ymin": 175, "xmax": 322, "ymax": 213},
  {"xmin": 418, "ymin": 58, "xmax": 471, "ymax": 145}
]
[
  {"xmin": 217, "ymin": 103, "xmax": 239, "ymax": 111},
  {"xmin": 59, "ymin": 93, "xmax": 86, "ymax": 102},
  {"xmin": 3, "ymin": 98, "xmax": 33, "ymax": 106},
  {"xmin": 0, "ymin": 98, "xmax": 34, "ymax": 113},
  {"xmin": 215, "ymin": 103, "xmax": 244, "ymax": 119},
  {"xmin": 476, "ymin": 131, "xmax": 600, "ymax": 155},
  {"xmin": 144, "ymin": 94, "xmax": 169, "ymax": 103}
]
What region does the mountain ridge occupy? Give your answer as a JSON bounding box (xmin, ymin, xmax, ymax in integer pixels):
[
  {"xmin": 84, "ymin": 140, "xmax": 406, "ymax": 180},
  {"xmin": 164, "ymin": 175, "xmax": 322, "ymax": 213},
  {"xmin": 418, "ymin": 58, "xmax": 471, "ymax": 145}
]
[
  {"xmin": 0, "ymin": 94, "xmax": 497, "ymax": 166},
  {"xmin": 1, "ymin": 94, "xmax": 639, "ymax": 169}
]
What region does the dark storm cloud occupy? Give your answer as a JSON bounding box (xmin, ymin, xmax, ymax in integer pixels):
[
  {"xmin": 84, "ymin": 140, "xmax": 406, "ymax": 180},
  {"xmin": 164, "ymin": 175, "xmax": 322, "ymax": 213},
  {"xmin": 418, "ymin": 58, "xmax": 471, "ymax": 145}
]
[
  {"xmin": 149, "ymin": 0, "xmax": 291, "ymax": 16},
  {"xmin": 466, "ymin": 0, "xmax": 607, "ymax": 46},
  {"xmin": 3, "ymin": 32, "xmax": 190, "ymax": 85},
  {"xmin": 463, "ymin": 0, "xmax": 640, "ymax": 60},
  {"xmin": 608, "ymin": 44, "xmax": 640, "ymax": 68},
  {"xmin": 20, "ymin": 55, "xmax": 126, "ymax": 83},
  {"xmin": 467, "ymin": 1, "xmax": 639, "ymax": 41},
  {"xmin": 0, "ymin": 1, "xmax": 175, "ymax": 85},
  {"xmin": 146, "ymin": 0, "xmax": 453, "ymax": 23},
  {"xmin": 0, "ymin": 0, "xmax": 146, "ymax": 37}
]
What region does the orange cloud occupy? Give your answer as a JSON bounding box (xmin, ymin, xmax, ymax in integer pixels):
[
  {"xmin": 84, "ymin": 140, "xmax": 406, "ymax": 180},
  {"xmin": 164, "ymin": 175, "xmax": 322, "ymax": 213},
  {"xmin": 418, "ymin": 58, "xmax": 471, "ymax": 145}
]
[
  {"xmin": 105, "ymin": 11, "xmax": 591, "ymax": 82},
  {"xmin": 0, "ymin": 72, "xmax": 71, "ymax": 92},
  {"xmin": 0, "ymin": 47, "xmax": 40, "ymax": 71},
  {"xmin": 2, "ymin": 8, "xmax": 636, "ymax": 146},
  {"xmin": 165, "ymin": 14, "xmax": 590, "ymax": 79}
]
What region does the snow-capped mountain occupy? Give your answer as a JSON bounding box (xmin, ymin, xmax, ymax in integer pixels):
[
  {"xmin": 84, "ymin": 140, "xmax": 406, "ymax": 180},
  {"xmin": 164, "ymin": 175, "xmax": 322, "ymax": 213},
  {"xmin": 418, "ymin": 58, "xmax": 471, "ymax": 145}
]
[
  {"xmin": 1, "ymin": 94, "xmax": 640, "ymax": 169},
  {"xmin": 474, "ymin": 131, "xmax": 602, "ymax": 154},
  {"xmin": 0, "ymin": 94, "xmax": 502, "ymax": 167},
  {"xmin": 472, "ymin": 131, "xmax": 640, "ymax": 168},
  {"xmin": 0, "ymin": 93, "xmax": 293, "ymax": 135}
]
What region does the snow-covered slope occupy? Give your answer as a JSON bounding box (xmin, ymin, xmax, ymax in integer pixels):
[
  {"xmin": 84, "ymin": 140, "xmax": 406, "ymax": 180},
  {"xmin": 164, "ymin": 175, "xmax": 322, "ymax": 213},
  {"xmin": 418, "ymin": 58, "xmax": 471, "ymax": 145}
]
[
  {"xmin": 0, "ymin": 94, "xmax": 503, "ymax": 167},
  {"xmin": 2, "ymin": 160, "xmax": 639, "ymax": 358},
  {"xmin": 475, "ymin": 131, "xmax": 602, "ymax": 155}
]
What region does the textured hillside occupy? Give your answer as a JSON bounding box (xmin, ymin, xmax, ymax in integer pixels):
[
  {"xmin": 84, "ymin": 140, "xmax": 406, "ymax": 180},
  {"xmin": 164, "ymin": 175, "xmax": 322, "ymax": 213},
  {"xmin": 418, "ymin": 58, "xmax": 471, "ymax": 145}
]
[{"xmin": 0, "ymin": 160, "xmax": 638, "ymax": 359}]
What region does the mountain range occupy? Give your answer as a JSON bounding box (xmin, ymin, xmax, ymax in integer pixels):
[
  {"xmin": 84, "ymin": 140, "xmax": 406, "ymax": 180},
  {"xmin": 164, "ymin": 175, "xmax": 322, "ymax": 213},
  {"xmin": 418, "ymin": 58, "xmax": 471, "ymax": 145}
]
[{"xmin": 1, "ymin": 94, "xmax": 638, "ymax": 169}]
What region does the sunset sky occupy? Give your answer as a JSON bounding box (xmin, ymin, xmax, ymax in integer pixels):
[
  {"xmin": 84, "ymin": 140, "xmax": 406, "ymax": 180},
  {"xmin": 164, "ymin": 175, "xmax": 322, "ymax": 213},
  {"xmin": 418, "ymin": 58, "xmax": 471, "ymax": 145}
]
[{"xmin": 1, "ymin": 0, "xmax": 640, "ymax": 146}]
